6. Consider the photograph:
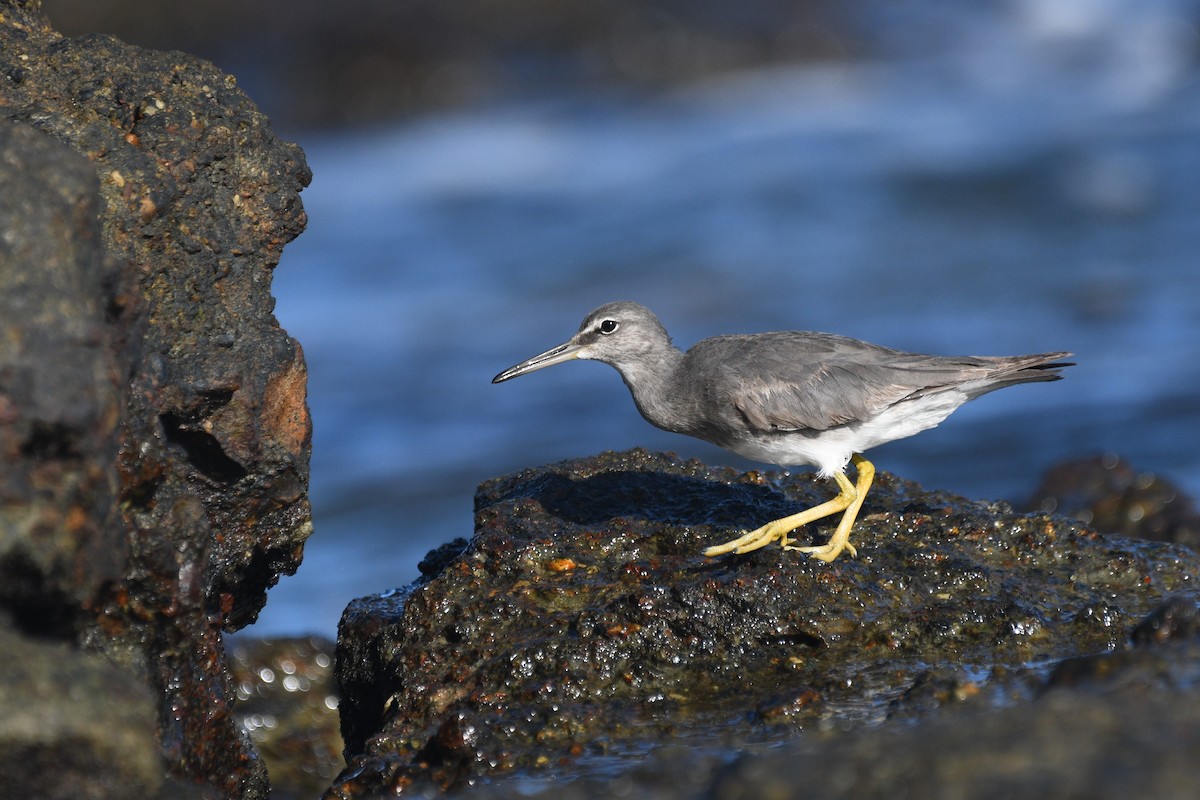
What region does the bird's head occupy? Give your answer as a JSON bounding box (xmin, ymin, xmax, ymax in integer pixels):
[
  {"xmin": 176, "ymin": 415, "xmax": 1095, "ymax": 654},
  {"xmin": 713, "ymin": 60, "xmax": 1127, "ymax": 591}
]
[{"xmin": 492, "ymin": 301, "xmax": 672, "ymax": 383}]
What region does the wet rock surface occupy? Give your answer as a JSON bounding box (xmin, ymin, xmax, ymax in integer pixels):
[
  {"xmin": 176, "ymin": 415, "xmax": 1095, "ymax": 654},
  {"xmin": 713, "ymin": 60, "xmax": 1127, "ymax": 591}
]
[
  {"xmin": 0, "ymin": 116, "xmax": 125, "ymax": 642},
  {"xmin": 230, "ymin": 636, "xmax": 345, "ymax": 800},
  {"xmin": 1024, "ymin": 454, "xmax": 1200, "ymax": 550},
  {"xmin": 0, "ymin": 1, "xmax": 311, "ymax": 796},
  {"xmin": 490, "ymin": 609, "xmax": 1200, "ymax": 800},
  {"xmin": 0, "ymin": 624, "xmax": 191, "ymax": 800},
  {"xmin": 330, "ymin": 448, "xmax": 1199, "ymax": 797},
  {"xmin": 53, "ymin": 0, "xmax": 853, "ymax": 127}
]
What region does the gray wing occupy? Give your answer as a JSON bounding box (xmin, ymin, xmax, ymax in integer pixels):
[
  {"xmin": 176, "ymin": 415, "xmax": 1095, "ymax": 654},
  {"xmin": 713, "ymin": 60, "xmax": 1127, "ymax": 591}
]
[{"xmin": 690, "ymin": 332, "xmax": 1007, "ymax": 433}]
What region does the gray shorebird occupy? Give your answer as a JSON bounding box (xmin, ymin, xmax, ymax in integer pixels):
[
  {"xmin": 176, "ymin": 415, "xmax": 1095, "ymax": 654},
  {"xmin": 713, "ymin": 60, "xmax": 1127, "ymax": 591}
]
[{"xmin": 493, "ymin": 301, "xmax": 1072, "ymax": 562}]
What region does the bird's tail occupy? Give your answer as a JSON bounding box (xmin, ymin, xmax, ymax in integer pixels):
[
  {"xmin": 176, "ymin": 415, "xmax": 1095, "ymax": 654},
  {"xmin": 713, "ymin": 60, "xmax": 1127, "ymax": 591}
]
[{"xmin": 965, "ymin": 352, "xmax": 1074, "ymax": 399}]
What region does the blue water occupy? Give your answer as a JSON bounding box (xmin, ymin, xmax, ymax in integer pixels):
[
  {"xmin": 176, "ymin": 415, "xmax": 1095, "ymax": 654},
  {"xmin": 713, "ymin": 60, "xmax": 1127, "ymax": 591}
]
[{"xmin": 253, "ymin": 2, "xmax": 1200, "ymax": 636}]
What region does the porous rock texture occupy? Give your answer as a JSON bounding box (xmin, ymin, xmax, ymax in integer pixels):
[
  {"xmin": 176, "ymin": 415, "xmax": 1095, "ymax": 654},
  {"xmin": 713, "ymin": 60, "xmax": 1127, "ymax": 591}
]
[
  {"xmin": 330, "ymin": 448, "xmax": 1199, "ymax": 797},
  {"xmin": 0, "ymin": 1, "xmax": 312, "ymax": 796}
]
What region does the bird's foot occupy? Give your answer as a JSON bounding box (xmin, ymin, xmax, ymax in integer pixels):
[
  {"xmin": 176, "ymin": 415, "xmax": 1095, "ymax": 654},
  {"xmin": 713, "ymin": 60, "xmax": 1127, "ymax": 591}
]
[
  {"xmin": 704, "ymin": 455, "xmax": 875, "ymax": 564},
  {"xmin": 784, "ymin": 537, "xmax": 858, "ymax": 562},
  {"xmin": 703, "ymin": 488, "xmax": 854, "ymax": 557},
  {"xmin": 704, "ymin": 518, "xmax": 856, "ymax": 562},
  {"xmin": 703, "ymin": 518, "xmax": 796, "ymax": 556}
]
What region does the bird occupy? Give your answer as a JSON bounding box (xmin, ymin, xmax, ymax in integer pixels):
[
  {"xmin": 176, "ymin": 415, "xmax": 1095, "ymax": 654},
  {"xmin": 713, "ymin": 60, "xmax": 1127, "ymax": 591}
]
[{"xmin": 492, "ymin": 301, "xmax": 1072, "ymax": 563}]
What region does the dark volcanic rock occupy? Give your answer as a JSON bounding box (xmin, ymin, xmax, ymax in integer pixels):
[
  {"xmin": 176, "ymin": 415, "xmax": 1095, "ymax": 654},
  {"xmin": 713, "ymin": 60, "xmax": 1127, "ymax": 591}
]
[
  {"xmin": 330, "ymin": 448, "xmax": 1199, "ymax": 796},
  {"xmin": 0, "ymin": 118, "xmax": 125, "ymax": 639},
  {"xmin": 691, "ymin": 598, "xmax": 1200, "ymax": 800},
  {"xmin": 0, "ymin": 624, "xmax": 163, "ymax": 800},
  {"xmin": 52, "ymin": 0, "xmax": 855, "ymax": 128},
  {"xmin": 1024, "ymin": 454, "xmax": 1200, "ymax": 550},
  {"xmin": 704, "ymin": 664, "xmax": 1200, "ymax": 800},
  {"xmin": 476, "ymin": 602, "xmax": 1200, "ymax": 799},
  {"xmin": 0, "ymin": 1, "xmax": 312, "ymax": 797},
  {"xmin": 229, "ymin": 637, "xmax": 345, "ymax": 800}
]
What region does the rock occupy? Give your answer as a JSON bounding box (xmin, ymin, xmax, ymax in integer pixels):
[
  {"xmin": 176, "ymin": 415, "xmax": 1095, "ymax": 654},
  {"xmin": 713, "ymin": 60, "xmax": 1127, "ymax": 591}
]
[
  {"xmin": 0, "ymin": 118, "xmax": 125, "ymax": 638},
  {"xmin": 475, "ymin": 601, "xmax": 1200, "ymax": 800},
  {"xmin": 1023, "ymin": 454, "xmax": 1200, "ymax": 549},
  {"xmin": 703, "ymin": 664, "xmax": 1200, "ymax": 800},
  {"xmin": 229, "ymin": 637, "xmax": 345, "ymax": 800},
  {"xmin": 693, "ymin": 597, "xmax": 1200, "ymax": 800},
  {"xmin": 0, "ymin": 1, "xmax": 312, "ymax": 796},
  {"xmin": 0, "ymin": 622, "xmax": 205, "ymax": 800},
  {"xmin": 52, "ymin": 0, "xmax": 855, "ymax": 127},
  {"xmin": 329, "ymin": 448, "xmax": 1199, "ymax": 796}
]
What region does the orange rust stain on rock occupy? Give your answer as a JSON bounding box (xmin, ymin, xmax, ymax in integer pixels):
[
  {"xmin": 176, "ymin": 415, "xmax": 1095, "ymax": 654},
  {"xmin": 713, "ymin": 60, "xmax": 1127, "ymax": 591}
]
[
  {"xmin": 263, "ymin": 343, "xmax": 311, "ymax": 456},
  {"xmin": 65, "ymin": 505, "xmax": 88, "ymax": 532}
]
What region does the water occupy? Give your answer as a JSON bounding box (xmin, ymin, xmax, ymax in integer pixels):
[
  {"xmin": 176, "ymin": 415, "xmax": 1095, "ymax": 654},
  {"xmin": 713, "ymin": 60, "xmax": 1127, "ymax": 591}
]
[{"xmin": 253, "ymin": 1, "xmax": 1200, "ymax": 637}]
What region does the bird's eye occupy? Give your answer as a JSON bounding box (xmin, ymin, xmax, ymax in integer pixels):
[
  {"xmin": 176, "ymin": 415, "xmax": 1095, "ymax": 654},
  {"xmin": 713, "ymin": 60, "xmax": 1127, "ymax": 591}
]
[{"xmin": 599, "ymin": 319, "xmax": 619, "ymax": 334}]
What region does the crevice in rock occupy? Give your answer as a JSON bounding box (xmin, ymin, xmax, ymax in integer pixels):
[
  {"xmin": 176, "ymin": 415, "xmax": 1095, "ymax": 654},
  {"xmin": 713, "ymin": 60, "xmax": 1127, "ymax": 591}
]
[
  {"xmin": 160, "ymin": 412, "xmax": 247, "ymax": 485},
  {"xmin": 20, "ymin": 421, "xmax": 83, "ymax": 460}
]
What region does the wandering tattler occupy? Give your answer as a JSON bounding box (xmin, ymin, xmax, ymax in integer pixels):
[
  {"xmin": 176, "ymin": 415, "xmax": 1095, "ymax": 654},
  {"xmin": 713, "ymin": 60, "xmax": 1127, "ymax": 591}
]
[{"xmin": 493, "ymin": 302, "xmax": 1072, "ymax": 562}]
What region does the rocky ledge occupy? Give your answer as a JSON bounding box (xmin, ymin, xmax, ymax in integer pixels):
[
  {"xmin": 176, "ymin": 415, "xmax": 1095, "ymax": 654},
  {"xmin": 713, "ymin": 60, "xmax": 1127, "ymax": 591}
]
[
  {"xmin": 331, "ymin": 448, "xmax": 1200, "ymax": 798},
  {"xmin": 0, "ymin": 1, "xmax": 311, "ymax": 797}
]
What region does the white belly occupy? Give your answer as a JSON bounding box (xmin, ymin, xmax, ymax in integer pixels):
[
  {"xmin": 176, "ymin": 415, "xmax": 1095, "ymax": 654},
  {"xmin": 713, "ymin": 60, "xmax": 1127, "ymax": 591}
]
[{"xmin": 725, "ymin": 391, "xmax": 967, "ymax": 476}]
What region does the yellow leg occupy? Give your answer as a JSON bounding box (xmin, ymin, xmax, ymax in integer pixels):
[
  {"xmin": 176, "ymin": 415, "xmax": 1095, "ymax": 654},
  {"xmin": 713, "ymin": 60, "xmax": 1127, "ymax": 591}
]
[
  {"xmin": 703, "ymin": 455, "xmax": 876, "ymax": 563},
  {"xmin": 786, "ymin": 455, "xmax": 874, "ymax": 562}
]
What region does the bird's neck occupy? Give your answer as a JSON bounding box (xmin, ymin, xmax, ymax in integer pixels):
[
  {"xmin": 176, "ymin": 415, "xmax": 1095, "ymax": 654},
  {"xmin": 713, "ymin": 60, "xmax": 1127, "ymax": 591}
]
[{"xmin": 614, "ymin": 344, "xmax": 688, "ymax": 433}]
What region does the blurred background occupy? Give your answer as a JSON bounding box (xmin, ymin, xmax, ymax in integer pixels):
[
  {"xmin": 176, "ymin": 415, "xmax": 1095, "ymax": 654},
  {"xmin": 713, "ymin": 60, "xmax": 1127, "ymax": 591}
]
[{"xmin": 53, "ymin": 0, "xmax": 1200, "ymax": 637}]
